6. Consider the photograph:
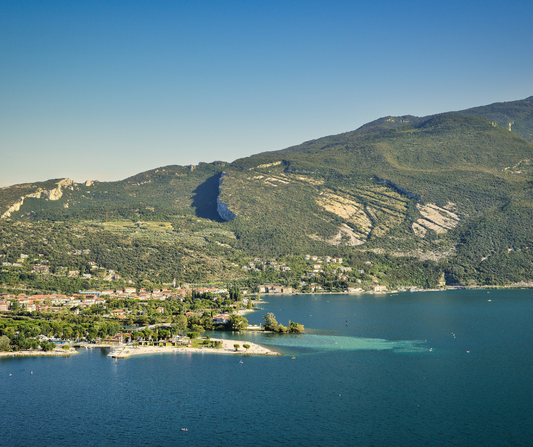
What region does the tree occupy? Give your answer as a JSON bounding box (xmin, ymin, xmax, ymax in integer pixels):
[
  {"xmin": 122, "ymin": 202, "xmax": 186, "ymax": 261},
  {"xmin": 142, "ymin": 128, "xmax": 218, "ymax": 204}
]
[
  {"xmin": 159, "ymin": 329, "xmax": 170, "ymax": 340},
  {"xmin": 191, "ymin": 324, "xmax": 205, "ymax": 333},
  {"xmin": 227, "ymin": 314, "xmax": 248, "ymax": 332},
  {"xmin": 173, "ymin": 314, "xmax": 188, "ymax": 333},
  {"xmin": 289, "ymin": 321, "xmax": 305, "ymax": 333},
  {"xmin": 87, "ymin": 328, "xmax": 98, "ymax": 341},
  {"xmin": 263, "ymin": 313, "xmax": 278, "ymax": 331},
  {"xmin": 40, "ymin": 340, "xmax": 55, "ymax": 352},
  {"xmin": 234, "ymin": 344, "xmax": 240, "ymax": 351},
  {"xmin": 0, "ymin": 335, "xmax": 10, "ymax": 351},
  {"xmin": 243, "ymin": 344, "xmax": 250, "ymax": 351}
]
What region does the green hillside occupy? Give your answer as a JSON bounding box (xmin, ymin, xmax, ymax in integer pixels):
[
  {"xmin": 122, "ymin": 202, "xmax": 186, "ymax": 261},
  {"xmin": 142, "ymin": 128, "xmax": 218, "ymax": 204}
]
[
  {"xmin": 458, "ymin": 96, "xmax": 533, "ymax": 144},
  {"xmin": 2, "ymin": 96, "xmax": 533, "ymax": 291}
]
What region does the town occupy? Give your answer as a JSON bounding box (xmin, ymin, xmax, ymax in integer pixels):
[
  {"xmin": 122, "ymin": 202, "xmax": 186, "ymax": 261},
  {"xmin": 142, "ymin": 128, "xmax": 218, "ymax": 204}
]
[{"xmin": 0, "ymin": 252, "xmax": 442, "ymax": 316}]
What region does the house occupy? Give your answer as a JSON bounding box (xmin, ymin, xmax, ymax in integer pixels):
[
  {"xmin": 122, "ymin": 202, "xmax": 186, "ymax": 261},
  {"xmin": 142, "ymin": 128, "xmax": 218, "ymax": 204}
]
[
  {"xmin": 263, "ymin": 286, "xmax": 293, "ymax": 294},
  {"xmin": 346, "ymin": 287, "xmax": 364, "ymax": 293},
  {"xmin": 213, "ymin": 315, "xmax": 230, "ymax": 324},
  {"xmin": 0, "ymin": 301, "xmax": 10, "ymax": 311},
  {"xmin": 371, "ymin": 285, "xmax": 387, "ymax": 293},
  {"xmin": 124, "ymin": 287, "xmax": 136, "ymax": 295},
  {"xmin": 156, "ymin": 307, "xmax": 165, "ymax": 314}
]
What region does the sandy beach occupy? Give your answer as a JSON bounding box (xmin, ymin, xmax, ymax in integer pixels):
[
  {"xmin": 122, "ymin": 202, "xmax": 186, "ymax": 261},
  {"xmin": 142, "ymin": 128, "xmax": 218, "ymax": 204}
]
[
  {"xmin": 108, "ymin": 338, "xmax": 279, "ymax": 359},
  {"xmin": 0, "ymin": 339, "xmax": 279, "ymax": 359},
  {"xmin": 0, "ymin": 348, "xmax": 79, "ymax": 357}
]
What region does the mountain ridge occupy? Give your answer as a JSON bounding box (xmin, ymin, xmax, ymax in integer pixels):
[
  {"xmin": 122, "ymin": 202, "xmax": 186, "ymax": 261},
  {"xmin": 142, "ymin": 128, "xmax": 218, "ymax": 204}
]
[{"xmin": 2, "ymin": 95, "xmax": 533, "ymax": 290}]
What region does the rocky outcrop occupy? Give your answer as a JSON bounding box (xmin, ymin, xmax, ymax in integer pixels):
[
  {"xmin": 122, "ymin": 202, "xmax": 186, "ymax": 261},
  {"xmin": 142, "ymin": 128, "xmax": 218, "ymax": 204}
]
[
  {"xmin": 1, "ymin": 179, "xmax": 76, "ymax": 219},
  {"xmin": 412, "ymin": 203, "xmax": 460, "ymax": 237},
  {"xmin": 43, "ymin": 179, "xmax": 76, "ymax": 201},
  {"xmin": 1, "ymin": 190, "xmax": 42, "ymax": 219}
]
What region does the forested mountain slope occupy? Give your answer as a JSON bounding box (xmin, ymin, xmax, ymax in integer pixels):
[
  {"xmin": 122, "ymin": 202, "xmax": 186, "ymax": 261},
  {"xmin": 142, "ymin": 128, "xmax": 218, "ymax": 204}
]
[{"xmin": 2, "ymin": 96, "xmax": 533, "ymax": 288}]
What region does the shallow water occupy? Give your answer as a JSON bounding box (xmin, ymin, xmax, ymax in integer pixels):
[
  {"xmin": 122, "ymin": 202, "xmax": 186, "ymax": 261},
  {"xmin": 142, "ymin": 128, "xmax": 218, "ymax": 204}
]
[{"xmin": 2, "ymin": 289, "xmax": 532, "ymax": 446}]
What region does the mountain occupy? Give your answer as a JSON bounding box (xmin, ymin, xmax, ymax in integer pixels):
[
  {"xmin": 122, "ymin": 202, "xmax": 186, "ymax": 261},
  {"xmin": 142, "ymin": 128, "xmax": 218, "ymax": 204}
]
[
  {"xmin": 458, "ymin": 96, "xmax": 533, "ymax": 144},
  {"xmin": 2, "ymin": 96, "xmax": 533, "ymax": 291}
]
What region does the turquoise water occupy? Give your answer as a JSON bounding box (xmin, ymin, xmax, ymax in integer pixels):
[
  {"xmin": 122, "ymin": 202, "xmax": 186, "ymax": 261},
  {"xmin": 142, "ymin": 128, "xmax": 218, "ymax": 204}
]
[{"xmin": 2, "ymin": 289, "xmax": 533, "ymax": 446}]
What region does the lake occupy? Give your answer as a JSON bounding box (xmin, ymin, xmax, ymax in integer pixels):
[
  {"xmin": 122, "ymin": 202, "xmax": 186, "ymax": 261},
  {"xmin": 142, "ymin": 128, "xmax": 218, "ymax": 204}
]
[{"xmin": 2, "ymin": 289, "xmax": 533, "ymax": 446}]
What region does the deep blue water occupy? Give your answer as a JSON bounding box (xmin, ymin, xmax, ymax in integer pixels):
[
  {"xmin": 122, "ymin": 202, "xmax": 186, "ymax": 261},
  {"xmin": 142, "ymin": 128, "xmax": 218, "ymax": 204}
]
[{"xmin": 2, "ymin": 289, "xmax": 533, "ymax": 447}]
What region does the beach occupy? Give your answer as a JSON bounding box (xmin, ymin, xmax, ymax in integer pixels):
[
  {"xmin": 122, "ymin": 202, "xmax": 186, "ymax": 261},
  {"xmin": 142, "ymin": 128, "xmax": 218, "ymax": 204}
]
[
  {"xmin": 108, "ymin": 338, "xmax": 279, "ymax": 358},
  {"xmin": 0, "ymin": 338, "xmax": 279, "ymax": 359},
  {"xmin": 0, "ymin": 348, "xmax": 78, "ymax": 357}
]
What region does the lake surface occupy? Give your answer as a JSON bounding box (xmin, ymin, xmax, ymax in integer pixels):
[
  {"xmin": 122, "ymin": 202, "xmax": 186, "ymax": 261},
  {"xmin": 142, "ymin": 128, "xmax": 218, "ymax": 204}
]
[{"xmin": 2, "ymin": 289, "xmax": 533, "ymax": 446}]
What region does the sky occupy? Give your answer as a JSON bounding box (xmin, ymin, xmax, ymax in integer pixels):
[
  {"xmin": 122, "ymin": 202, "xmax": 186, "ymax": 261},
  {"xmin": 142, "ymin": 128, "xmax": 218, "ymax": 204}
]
[{"xmin": 1, "ymin": 0, "xmax": 532, "ymax": 187}]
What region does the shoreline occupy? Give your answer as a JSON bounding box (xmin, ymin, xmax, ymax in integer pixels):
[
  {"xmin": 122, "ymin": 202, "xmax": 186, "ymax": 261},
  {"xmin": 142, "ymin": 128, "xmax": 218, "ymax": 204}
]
[
  {"xmin": 0, "ymin": 348, "xmax": 78, "ymax": 358},
  {"xmin": 108, "ymin": 338, "xmax": 280, "ymax": 359},
  {"xmin": 0, "ymin": 338, "xmax": 280, "ymax": 359}
]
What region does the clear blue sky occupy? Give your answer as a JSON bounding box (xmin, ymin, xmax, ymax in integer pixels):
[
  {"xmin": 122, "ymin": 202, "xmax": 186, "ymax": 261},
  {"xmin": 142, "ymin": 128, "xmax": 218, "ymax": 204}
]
[{"xmin": 1, "ymin": 0, "xmax": 532, "ymax": 186}]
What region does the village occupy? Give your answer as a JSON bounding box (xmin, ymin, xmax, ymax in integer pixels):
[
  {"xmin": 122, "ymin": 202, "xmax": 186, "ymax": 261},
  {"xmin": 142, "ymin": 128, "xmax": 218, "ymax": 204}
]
[
  {"xmin": 0, "ymin": 253, "xmax": 421, "ymax": 315},
  {"xmin": 0, "ymin": 254, "xmax": 402, "ymax": 318}
]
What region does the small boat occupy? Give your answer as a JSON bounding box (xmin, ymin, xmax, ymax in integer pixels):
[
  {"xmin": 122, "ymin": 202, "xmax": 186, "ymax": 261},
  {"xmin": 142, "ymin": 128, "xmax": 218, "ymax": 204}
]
[
  {"xmin": 181, "ymin": 428, "xmax": 188, "ymax": 431},
  {"xmin": 291, "ymin": 356, "xmax": 296, "ymax": 360},
  {"xmin": 239, "ymin": 360, "xmax": 243, "ymax": 364}
]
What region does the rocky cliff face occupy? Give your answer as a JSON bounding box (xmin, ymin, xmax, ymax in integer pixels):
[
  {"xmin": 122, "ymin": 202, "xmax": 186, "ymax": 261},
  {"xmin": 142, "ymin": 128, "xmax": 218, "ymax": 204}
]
[
  {"xmin": 216, "ymin": 173, "xmax": 237, "ymax": 221},
  {"xmin": 1, "ymin": 178, "xmax": 76, "ymax": 219},
  {"xmin": 217, "ymin": 198, "xmax": 236, "ymax": 221}
]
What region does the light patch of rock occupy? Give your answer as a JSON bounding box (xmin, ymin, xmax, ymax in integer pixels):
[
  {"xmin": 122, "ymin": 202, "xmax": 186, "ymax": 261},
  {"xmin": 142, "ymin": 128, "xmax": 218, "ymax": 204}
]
[
  {"xmin": 1, "ymin": 179, "xmax": 76, "ymax": 219},
  {"xmin": 316, "ymin": 192, "xmax": 372, "ymax": 238},
  {"xmin": 253, "ymin": 161, "xmax": 282, "ymax": 170},
  {"xmin": 414, "ymin": 203, "xmax": 460, "ymax": 236},
  {"xmin": 308, "ymin": 224, "xmax": 365, "ymax": 246},
  {"xmin": 412, "ymin": 222, "xmax": 427, "ymax": 237}
]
